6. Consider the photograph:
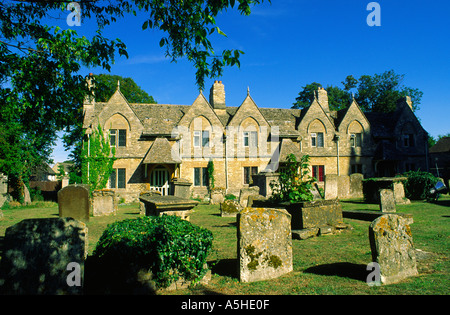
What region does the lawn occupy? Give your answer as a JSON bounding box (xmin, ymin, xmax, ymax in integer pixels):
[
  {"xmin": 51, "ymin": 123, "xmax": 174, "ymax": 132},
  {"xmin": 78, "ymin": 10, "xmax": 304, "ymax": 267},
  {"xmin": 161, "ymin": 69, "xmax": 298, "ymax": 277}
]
[{"xmin": 0, "ymin": 196, "xmax": 448, "ymax": 295}]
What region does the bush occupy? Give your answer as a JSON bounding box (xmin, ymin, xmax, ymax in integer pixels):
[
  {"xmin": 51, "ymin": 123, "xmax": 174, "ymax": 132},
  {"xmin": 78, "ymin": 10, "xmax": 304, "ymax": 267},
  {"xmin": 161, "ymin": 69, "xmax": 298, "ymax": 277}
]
[
  {"xmin": 92, "ymin": 215, "xmax": 213, "ymax": 289},
  {"xmin": 270, "ymin": 154, "xmax": 315, "ymax": 203},
  {"xmin": 403, "ymin": 171, "xmax": 439, "ymax": 200},
  {"xmin": 224, "ymin": 193, "xmax": 237, "ymax": 200}
]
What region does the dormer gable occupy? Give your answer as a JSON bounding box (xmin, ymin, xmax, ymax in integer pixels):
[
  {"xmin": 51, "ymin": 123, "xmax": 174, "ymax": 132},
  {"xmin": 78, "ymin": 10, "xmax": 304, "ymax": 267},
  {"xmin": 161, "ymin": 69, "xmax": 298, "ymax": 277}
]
[
  {"xmin": 227, "ymin": 91, "xmax": 270, "ymax": 129},
  {"xmin": 96, "ymin": 83, "xmax": 143, "ymax": 133},
  {"xmin": 177, "ymin": 91, "xmax": 224, "ymax": 130},
  {"xmin": 337, "ymin": 98, "xmax": 370, "ymax": 134},
  {"xmin": 297, "ymin": 95, "xmax": 335, "ymax": 132}
]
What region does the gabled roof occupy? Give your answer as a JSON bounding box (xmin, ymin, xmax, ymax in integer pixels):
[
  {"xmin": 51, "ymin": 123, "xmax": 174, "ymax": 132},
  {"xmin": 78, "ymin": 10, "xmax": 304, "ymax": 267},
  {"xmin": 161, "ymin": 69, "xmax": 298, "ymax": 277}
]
[
  {"xmin": 278, "ymin": 138, "xmax": 302, "ymax": 162},
  {"xmin": 143, "ymin": 137, "xmax": 181, "ymax": 164},
  {"xmin": 131, "ymin": 104, "xmax": 189, "ymax": 136},
  {"xmin": 430, "ymin": 137, "xmax": 450, "ymax": 153}
]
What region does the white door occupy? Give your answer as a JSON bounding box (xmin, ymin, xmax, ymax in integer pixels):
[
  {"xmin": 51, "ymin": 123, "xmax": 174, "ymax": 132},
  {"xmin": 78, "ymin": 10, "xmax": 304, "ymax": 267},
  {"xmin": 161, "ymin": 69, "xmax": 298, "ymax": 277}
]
[{"xmin": 150, "ymin": 167, "xmax": 170, "ymax": 195}]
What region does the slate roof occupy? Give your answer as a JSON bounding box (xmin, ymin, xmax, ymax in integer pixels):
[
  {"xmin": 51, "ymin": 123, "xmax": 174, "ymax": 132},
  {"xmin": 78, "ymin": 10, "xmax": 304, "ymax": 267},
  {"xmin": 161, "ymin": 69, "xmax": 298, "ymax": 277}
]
[
  {"xmin": 429, "ymin": 137, "xmax": 450, "ymax": 153},
  {"xmin": 130, "ymin": 104, "xmax": 189, "ymax": 135},
  {"xmin": 143, "ymin": 137, "xmax": 181, "ymax": 164}
]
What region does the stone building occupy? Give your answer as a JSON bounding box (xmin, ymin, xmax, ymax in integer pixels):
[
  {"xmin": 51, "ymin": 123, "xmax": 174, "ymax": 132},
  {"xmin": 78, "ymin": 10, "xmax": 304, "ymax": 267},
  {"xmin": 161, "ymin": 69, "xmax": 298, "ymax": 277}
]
[
  {"xmin": 429, "ymin": 136, "xmax": 450, "ymax": 187},
  {"xmin": 82, "ymin": 80, "xmax": 429, "ymax": 202}
]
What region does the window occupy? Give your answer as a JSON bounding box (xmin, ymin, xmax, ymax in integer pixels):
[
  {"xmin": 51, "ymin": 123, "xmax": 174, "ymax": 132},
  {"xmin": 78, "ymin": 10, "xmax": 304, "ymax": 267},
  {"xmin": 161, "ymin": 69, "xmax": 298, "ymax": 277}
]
[
  {"xmin": 194, "ymin": 131, "xmax": 209, "ymax": 147},
  {"xmin": 312, "ymin": 165, "xmax": 325, "ymax": 182},
  {"xmin": 110, "ymin": 168, "xmax": 126, "ymax": 189},
  {"xmin": 202, "ymin": 130, "xmax": 210, "ymax": 147},
  {"xmin": 194, "ymin": 167, "xmax": 209, "ymax": 187},
  {"xmin": 194, "ymin": 131, "xmax": 200, "ymax": 147},
  {"xmin": 351, "ymin": 164, "xmax": 363, "ymax": 174},
  {"xmin": 243, "ymin": 166, "xmax": 258, "ymax": 185},
  {"xmin": 243, "ymin": 131, "xmax": 258, "ymax": 148},
  {"xmin": 403, "ymin": 134, "xmax": 414, "ymax": 147},
  {"xmin": 350, "ymin": 133, "xmax": 362, "ymax": 147},
  {"xmin": 110, "ymin": 129, "xmax": 126, "ymax": 147},
  {"xmin": 311, "ymin": 132, "xmax": 324, "ymax": 148}
]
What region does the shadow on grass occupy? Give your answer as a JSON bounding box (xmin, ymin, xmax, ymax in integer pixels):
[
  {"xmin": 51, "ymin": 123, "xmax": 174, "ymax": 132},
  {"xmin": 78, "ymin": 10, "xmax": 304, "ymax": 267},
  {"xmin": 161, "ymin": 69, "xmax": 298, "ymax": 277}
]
[
  {"xmin": 304, "ymin": 262, "xmax": 368, "ymax": 282},
  {"xmin": 211, "ymin": 258, "xmax": 238, "ymax": 279}
]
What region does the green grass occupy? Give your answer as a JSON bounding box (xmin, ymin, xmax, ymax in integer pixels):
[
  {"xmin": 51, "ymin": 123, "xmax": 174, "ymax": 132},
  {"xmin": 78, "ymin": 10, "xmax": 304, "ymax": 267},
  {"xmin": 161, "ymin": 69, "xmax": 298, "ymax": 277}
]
[{"xmin": 0, "ymin": 196, "xmax": 449, "ymax": 295}]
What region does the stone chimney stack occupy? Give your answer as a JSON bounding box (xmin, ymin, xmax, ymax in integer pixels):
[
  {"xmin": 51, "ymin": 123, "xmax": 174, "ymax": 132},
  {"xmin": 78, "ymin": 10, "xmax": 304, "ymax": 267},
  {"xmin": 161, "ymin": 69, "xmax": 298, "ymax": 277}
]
[
  {"xmin": 83, "ymin": 73, "xmax": 95, "ymax": 118},
  {"xmin": 84, "ymin": 73, "xmax": 95, "ymax": 104},
  {"xmin": 397, "ymin": 96, "xmax": 413, "ymax": 111},
  {"xmin": 209, "ymin": 80, "xmax": 226, "ymax": 109},
  {"xmin": 315, "ymin": 87, "xmax": 329, "ymax": 113}
]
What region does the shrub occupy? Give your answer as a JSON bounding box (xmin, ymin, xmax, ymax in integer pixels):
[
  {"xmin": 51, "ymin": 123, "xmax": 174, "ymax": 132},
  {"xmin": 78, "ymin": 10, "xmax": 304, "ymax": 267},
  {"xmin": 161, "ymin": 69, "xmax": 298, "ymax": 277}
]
[
  {"xmin": 92, "ymin": 215, "xmax": 214, "ymax": 289},
  {"xmin": 270, "ymin": 154, "xmax": 315, "ymax": 203},
  {"xmin": 403, "ymin": 171, "xmax": 439, "ymax": 200},
  {"xmin": 224, "ymin": 193, "xmax": 237, "ymax": 200}
]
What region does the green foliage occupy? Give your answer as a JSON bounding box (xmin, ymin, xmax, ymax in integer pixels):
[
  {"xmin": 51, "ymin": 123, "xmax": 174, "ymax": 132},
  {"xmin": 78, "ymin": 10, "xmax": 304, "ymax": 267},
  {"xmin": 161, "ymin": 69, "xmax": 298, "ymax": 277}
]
[
  {"xmin": 270, "ymin": 154, "xmax": 315, "ymax": 203},
  {"xmin": 92, "ymin": 215, "xmax": 214, "ymax": 289},
  {"xmin": 224, "ymin": 193, "xmax": 237, "ymax": 200},
  {"xmin": 207, "ymin": 160, "xmax": 215, "ymax": 189},
  {"xmin": 81, "ymin": 123, "xmax": 116, "ymax": 192},
  {"xmin": 403, "ymin": 171, "xmax": 439, "ymax": 201},
  {"xmin": 293, "ymin": 70, "xmax": 423, "ymax": 113},
  {"xmin": 93, "ymin": 74, "xmax": 157, "ymax": 103}
]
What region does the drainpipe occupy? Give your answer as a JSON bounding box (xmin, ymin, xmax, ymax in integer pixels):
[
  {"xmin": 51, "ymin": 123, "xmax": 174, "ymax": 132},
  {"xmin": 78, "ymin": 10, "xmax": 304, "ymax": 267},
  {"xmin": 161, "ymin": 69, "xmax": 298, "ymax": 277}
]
[
  {"xmin": 224, "ymin": 132, "xmax": 228, "ymax": 191},
  {"xmin": 334, "ymin": 134, "xmax": 340, "ymax": 176}
]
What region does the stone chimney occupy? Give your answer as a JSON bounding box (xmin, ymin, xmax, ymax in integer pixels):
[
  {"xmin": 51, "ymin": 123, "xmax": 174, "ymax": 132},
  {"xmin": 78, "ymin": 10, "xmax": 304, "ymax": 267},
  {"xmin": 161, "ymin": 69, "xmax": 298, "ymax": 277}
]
[
  {"xmin": 209, "ymin": 80, "xmax": 226, "ymax": 109},
  {"xmin": 84, "ymin": 73, "xmax": 95, "ymax": 104},
  {"xmin": 83, "ymin": 73, "xmax": 95, "ymax": 118},
  {"xmin": 315, "ymin": 87, "xmax": 329, "ymax": 113},
  {"xmin": 397, "ymin": 96, "xmax": 413, "ymax": 111}
]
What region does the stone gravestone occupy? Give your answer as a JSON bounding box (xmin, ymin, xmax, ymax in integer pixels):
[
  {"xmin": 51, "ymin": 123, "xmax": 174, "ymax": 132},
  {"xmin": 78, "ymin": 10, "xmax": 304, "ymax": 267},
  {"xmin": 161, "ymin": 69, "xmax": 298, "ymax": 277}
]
[
  {"xmin": 58, "ymin": 184, "xmax": 90, "ymax": 222},
  {"xmin": 369, "ymin": 214, "xmax": 418, "ymax": 285},
  {"xmin": 220, "ymin": 199, "xmax": 242, "ymax": 217},
  {"xmin": 349, "ymin": 173, "xmax": 364, "ymax": 198},
  {"xmin": 237, "ymin": 207, "xmax": 293, "ymax": 283},
  {"xmin": 379, "ymin": 189, "xmax": 396, "ymax": 212},
  {"xmin": 92, "ymin": 189, "xmax": 117, "ymax": 217},
  {"xmin": 0, "ymin": 217, "xmax": 88, "ymax": 294},
  {"xmin": 239, "ymin": 186, "xmax": 260, "ymax": 208},
  {"xmin": 324, "ymin": 174, "xmax": 338, "ymax": 200}
]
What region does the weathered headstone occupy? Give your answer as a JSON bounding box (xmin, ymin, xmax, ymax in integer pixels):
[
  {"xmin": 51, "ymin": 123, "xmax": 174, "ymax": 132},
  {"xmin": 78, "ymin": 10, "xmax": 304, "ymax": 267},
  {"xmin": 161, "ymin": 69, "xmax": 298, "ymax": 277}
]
[
  {"xmin": 369, "ymin": 214, "xmax": 418, "ymax": 285},
  {"xmin": 92, "ymin": 189, "xmax": 117, "ymax": 217},
  {"xmin": 324, "ymin": 174, "xmax": 338, "ymax": 199},
  {"xmin": 237, "ymin": 207, "xmax": 293, "ymax": 283},
  {"xmin": 349, "ymin": 173, "xmax": 364, "ymax": 198},
  {"xmin": 210, "ymin": 187, "xmax": 225, "ymax": 205},
  {"xmin": 239, "ymin": 186, "xmax": 260, "ymax": 208},
  {"xmin": 393, "ymin": 181, "xmax": 410, "ymax": 204},
  {"xmin": 220, "ymin": 199, "xmax": 242, "ymax": 217},
  {"xmin": 379, "ymin": 189, "xmax": 396, "ymax": 212},
  {"xmin": 58, "ymin": 184, "xmax": 90, "ymax": 222},
  {"xmin": 0, "ymin": 217, "xmax": 88, "ymax": 294}
]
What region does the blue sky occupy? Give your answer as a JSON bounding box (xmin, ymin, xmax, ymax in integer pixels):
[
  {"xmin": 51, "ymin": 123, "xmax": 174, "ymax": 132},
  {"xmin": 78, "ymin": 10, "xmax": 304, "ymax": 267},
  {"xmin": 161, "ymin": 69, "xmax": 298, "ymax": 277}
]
[{"xmin": 51, "ymin": 0, "xmax": 450, "ymax": 163}]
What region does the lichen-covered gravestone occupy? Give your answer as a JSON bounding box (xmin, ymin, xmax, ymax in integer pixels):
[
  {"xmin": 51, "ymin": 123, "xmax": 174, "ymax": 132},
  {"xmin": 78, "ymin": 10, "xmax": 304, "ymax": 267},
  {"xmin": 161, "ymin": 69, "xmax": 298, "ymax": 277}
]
[
  {"xmin": 0, "ymin": 217, "xmax": 88, "ymax": 294},
  {"xmin": 237, "ymin": 207, "xmax": 293, "ymax": 283},
  {"xmin": 220, "ymin": 199, "xmax": 242, "ymax": 217},
  {"xmin": 369, "ymin": 214, "xmax": 418, "ymax": 285}
]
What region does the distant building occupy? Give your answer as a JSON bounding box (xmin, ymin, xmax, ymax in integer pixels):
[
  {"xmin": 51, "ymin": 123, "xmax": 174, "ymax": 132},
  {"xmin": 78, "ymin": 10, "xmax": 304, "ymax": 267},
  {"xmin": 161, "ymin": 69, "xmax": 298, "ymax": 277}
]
[
  {"xmin": 83, "ymin": 80, "xmax": 429, "ymax": 202},
  {"xmin": 429, "ymin": 136, "xmax": 450, "ymax": 187}
]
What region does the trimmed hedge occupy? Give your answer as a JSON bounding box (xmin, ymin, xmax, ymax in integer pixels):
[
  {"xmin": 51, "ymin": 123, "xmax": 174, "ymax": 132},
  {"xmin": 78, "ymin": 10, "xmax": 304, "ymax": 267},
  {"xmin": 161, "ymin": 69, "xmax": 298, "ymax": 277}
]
[{"xmin": 92, "ymin": 215, "xmax": 213, "ymax": 289}]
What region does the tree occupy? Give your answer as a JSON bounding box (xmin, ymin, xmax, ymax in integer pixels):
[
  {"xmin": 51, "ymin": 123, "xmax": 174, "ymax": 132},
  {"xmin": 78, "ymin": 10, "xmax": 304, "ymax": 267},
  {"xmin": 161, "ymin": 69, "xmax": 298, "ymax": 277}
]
[
  {"xmin": 94, "ymin": 74, "xmax": 157, "ymax": 103},
  {"xmin": 293, "ymin": 70, "xmax": 423, "ymax": 113},
  {"xmin": 0, "ymin": 0, "xmax": 267, "ymax": 196},
  {"xmin": 81, "ymin": 123, "xmax": 116, "ymax": 192}
]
